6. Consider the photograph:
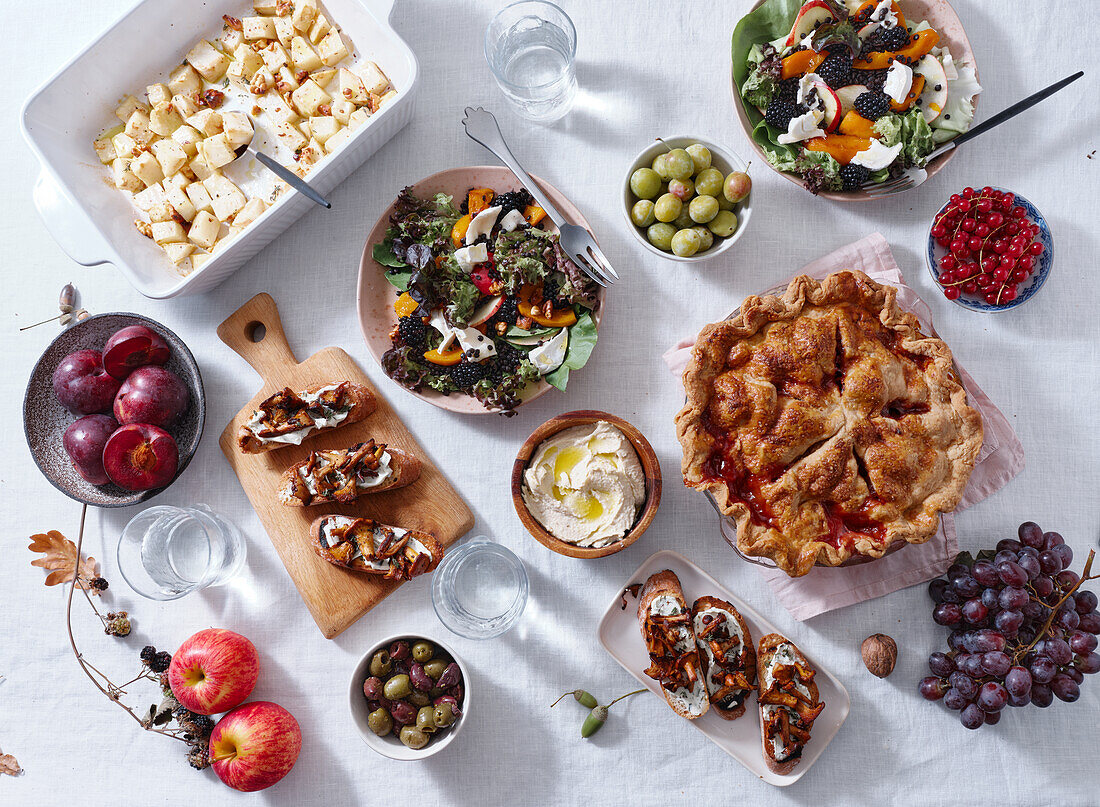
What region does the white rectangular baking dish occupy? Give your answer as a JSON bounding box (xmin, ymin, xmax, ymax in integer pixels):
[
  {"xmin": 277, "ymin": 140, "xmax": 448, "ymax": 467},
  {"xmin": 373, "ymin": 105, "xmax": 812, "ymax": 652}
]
[
  {"xmin": 21, "ymin": 0, "xmax": 417, "ymax": 299},
  {"xmin": 597, "ymin": 550, "xmax": 850, "ymax": 786}
]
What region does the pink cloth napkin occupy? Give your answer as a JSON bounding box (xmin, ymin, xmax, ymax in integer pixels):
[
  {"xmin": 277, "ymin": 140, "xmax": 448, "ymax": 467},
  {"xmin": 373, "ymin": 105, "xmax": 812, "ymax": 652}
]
[{"xmin": 662, "ymin": 233, "xmax": 1025, "ymax": 620}]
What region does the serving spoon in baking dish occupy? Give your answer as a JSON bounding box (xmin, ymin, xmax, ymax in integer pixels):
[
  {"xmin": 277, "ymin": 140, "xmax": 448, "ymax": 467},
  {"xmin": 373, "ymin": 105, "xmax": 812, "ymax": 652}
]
[{"xmin": 233, "ymin": 117, "xmax": 332, "ymax": 209}]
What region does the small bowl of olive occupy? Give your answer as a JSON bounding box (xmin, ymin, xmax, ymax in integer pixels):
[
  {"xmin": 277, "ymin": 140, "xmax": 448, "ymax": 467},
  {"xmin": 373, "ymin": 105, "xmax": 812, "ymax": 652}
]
[{"xmin": 349, "ymin": 633, "xmax": 469, "ymax": 760}]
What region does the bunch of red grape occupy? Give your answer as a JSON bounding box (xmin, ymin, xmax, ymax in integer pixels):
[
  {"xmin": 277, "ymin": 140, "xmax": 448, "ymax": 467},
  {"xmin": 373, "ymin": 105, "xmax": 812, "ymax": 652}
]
[
  {"xmin": 918, "ymin": 522, "xmax": 1099, "ymax": 729},
  {"xmin": 931, "ymin": 187, "xmax": 1045, "ymax": 306}
]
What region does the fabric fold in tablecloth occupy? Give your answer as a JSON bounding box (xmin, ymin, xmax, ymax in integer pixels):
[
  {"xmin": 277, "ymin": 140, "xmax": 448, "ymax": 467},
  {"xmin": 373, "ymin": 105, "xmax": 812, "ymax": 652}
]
[{"xmin": 662, "ymin": 233, "xmax": 1025, "ymax": 620}]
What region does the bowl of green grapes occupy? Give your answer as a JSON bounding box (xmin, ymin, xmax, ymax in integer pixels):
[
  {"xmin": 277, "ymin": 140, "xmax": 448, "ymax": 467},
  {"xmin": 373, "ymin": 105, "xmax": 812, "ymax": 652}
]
[{"xmin": 623, "ymin": 136, "xmax": 752, "ymax": 262}]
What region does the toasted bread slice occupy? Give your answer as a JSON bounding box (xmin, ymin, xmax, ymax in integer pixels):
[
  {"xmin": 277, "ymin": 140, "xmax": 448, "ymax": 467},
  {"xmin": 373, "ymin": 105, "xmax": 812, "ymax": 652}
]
[
  {"xmin": 691, "ymin": 595, "xmax": 756, "ymax": 720},
  {"xmin": 238, "ymin": 382, "xmax": 376, "ymax": 454},
  {"xmin": 757, "ymin": 633, "xmax": 823, "ymax": 775},
  {"xmin": 638, "ymin": 570, "xmax": 709, "ymax": 720},
  {"xmin": 278, "ymin": 442, "xmax": 421, "ymax": 506},
  {"xmin": 310, "ymin": 515, "xmax": 442, "ymax": 581}
]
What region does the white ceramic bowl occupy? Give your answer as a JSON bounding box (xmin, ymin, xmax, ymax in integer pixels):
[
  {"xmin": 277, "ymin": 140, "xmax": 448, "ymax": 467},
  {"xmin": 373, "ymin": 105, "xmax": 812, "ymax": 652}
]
[
  {"xmin": 621, "ymin": 135, "xmax": 753, "ymax": 263},
  {"xmin": 348, "ymin": 633, "xmax": 470, "ymax": 760}
]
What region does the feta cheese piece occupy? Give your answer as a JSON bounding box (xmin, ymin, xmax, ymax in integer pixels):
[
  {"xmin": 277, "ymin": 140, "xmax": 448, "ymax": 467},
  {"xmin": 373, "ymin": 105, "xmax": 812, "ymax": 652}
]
[
  {"xmin": 114, "ymin": 95, "xmax": 149, "ymax": 123},
  {"xmin": 528, "ymin": 328, "xmax": 568, "ymax": 374},
  {"xmin": 168, "ymin": 65, "xmax": 202, "ymax": 96},
  {"xmin": 776, "ymin": 108, "xmax": 825, "ymax": 145},
  {"xmin": 185, "ymin": 40, "xmax": 230, "ymax": 82},
  {"xmin": 428, "ymin": 310, "xmax": 458, "ymax": 351},
  {"xmin": 152, "ymin": 139, "xmax": 188, "ymax": 176},
  {"xmin": 851, "ymin": 138, "xmax": 904, "ymax": 170},
  {"xmin": 131, "ymin": 152, "xmax": 165, "ymax": 187},
  {"xmin": 796, "ymin": 73, "xmax": 824, "ymax": 109},
  {"xmin": 317, "ymin": 29, "xmax": 349, "ymax": 67},
  {"xmin": 221, "ymin": 112, "xmax": 254, "ymax": 149},
  {"xmin": 358, "ymin": 62, "xmax": 390, "ymax": 95},
  {"xmin": 454, "ymin": 242, "xmax": 489, "ymax": 272},
  {"xmin": 455, "ymin": 327, "xmax": 498, "ymax": 362},
  {"xmin": 499, "ymin": 209, "xmax": 526, "ymax": 232},
  {"xmin": 188, "ymin": 210, "xmax": 221, "ymax": 248},
  {"xmin": 291, "ymin": 36, "xmax": 323, "ymax": 72},
  {"xmin": 151, "ymin": 220, "xmax": 187, "ymax": 245},
  {"xmin": 858, "ymin": 0, "xmax": 897, "ymax": 39},
  {"xmin": 465, "ymin": 205, "xmax": 502, "ymax": 245},
  {"xmin": 242, "ymin": 16, "xmax": 276, "ymax": 39},
  {"xmin": 884, "ymin": 59, "xmax": 914, "ymax": 104}
]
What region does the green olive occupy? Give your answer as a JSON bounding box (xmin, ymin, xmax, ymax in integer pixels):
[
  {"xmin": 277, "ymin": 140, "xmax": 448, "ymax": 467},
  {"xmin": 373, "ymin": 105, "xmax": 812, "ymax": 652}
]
[
  {"xmin": 408, "ymin": 691, "xmax": 431, "ymax": 708},
  {"xmin": 433, "ymin": 702, "xmax": 455, "ymax": 727},
  {"xmin": 367, "ymin": 707, "xmax": 393, "ymax": 737},
  {"xmin": 369, "ymin": 650, "xmax": 392, "ymax": 678},
  {"xmin": 399, "ymin": 726, "xmax": 429, "ymax": 750},
  {"xmin": 383, "ymin": 674, "xmax": 412, "ymax": 700},
  {"xmin": 411, "ymin": 641, "xmax": 434, "ymax": 663},
  {"xmin": 424, "ymin": 660, "xmax": 448, "ymax": 681},
  {"xmin": 416, "ymin": 706, "xmax": 438, "ymax": 733}
]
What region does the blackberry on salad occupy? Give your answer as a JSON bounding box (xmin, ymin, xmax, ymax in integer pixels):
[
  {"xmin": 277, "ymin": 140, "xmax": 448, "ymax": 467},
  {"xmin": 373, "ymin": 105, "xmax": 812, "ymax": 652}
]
[{"xmin": 375, "ymin": 187, "xmax": 600, "ymax": 413}]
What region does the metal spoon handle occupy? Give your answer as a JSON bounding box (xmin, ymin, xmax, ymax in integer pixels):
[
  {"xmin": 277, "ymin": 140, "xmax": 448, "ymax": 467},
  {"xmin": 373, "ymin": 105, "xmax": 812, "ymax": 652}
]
[{"xmin": 248, "ymin": 146, "xmax": 332, "ymax": 209}]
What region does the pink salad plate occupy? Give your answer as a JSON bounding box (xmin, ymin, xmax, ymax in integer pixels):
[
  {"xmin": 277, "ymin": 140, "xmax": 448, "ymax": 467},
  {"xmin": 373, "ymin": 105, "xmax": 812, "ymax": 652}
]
[
  {"xmin": 357, "ymin": 166, "xmax": 605, "ymax": 414},
  {"xmin": 732, "ymin": 0, "xmax": 979, "ymax": 201}
]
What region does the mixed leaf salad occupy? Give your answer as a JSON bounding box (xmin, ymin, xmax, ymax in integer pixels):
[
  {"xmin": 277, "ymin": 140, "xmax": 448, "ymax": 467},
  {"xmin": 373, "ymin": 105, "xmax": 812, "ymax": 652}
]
[
  {"xmin": 732, "ymin": 0, "xmax": 981, "ymax": 193},
  {"xmin": 374, "ymin": 186, "xmax": 600, "ymax": 412}
]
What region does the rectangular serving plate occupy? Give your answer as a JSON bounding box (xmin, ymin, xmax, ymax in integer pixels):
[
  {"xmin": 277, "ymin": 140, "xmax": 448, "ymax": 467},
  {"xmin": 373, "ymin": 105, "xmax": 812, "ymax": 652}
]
[
  {"xmin": 20, "ymin": 0, "xmax": 416, "ymax": 299},
  {"xmin": 596, "ymin": 549, "xmax": 850, "ymax": 786}
]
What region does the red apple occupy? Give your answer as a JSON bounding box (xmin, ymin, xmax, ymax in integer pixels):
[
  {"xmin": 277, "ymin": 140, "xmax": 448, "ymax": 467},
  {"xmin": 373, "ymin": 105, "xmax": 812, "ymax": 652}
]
[
  {"xmin": 113, "ymin": 365, "xmax": 189, "ymax": 428},
  {"xmin": 209, "ymin": 702, "xmax": 301, "ymax": 792},
  {"xmin": 53, "ymin": 349, "xmax": 121, "ymax": 415},
  {"xmin": 784, "ymin": 0, "xmax": 838, "ymax": 47},
  {"xmin": 102, "ymin": 325, "xmax": 171, "ymax": 379},
  {"xmin": 102, "ymin": 423, "xmax": 179, "ymax": 491},
  {"xmin": 62, "ymin": 414, "xmax": 119, "ymax": 485},
  {"xmin": 169, "ymin": 628, "xmax": 260, "ymax": 715}
]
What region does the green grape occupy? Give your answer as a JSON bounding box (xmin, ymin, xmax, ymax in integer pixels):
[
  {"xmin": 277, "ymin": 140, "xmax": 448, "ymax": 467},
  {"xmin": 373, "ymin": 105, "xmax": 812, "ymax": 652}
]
[
  {"xmin": 689, "ymin": 195, "xmax": 719, "ymax": 224},
  {"xmin": 653, "ymin": 193, "xmax": 682, "ymax": 223},
  {"xmin": 692, "ymin": 226, "xmax": 714, "ymax": 252},
  {"xmin": 647, "ymin": 222, "xmax": 676, "ymax": 251},
  {"xmin": 695, "ymin": 168, "xmax": 724, "ymax": 197},
  {"xmin": 630, "ymin": 168, "xmax": 662, "ymax": 199},
  {"xmin": 668, "ymin": 177, "xmax": 694, "ymax": 201},
  {"xmin": 631, "ymin": 199, "xmax": 656, "ymax": 227},
  {"xmin": 672, "ymin": 208, "xmax": 695, "ymax": 230},
  {"xmin": 671, "ymin": 228, "xmax": 702, "ymax": 257},
  {"xmin": 708, "ymin": 209, "xmax": 739, "ymax": 237},
  {"xmin": 686, "ymin": 144, "xmax": 712, "ymax": 174},
  {"xmin": 652, "ymin": 153, "xmax": 673, "ymax": 180},
  {"xmin": 665, "ymin": 148, "xmax": 694, "ymax": 181}
]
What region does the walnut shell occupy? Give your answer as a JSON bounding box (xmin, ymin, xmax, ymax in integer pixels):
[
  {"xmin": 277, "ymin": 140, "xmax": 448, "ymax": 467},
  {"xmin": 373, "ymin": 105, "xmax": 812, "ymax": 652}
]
[{"xmin": 861, "ymin": 633, "xmax": 898, "ymax": 678}]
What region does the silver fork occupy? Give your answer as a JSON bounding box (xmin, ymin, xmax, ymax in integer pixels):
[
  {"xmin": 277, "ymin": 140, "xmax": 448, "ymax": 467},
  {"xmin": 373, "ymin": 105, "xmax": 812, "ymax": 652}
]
[
  {"xmin": 461, "ymin": 106, "xmax": 617, "ymax": 287},
  {"xmin": 862, "ymin": 70, "xmax": 1084, "ymax": 198}
]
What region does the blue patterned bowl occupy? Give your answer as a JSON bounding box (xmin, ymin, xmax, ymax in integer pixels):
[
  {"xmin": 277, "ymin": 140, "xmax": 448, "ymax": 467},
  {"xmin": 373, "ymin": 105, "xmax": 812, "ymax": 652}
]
[{"xmin": 926, "ymin": 188, "xmax": 1053, "ymax": 313}]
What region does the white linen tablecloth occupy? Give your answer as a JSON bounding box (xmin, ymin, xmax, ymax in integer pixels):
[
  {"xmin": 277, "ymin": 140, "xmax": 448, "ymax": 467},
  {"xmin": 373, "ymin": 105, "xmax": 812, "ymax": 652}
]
[{"xmin": 1, "ymin": 1, "xmax": 1097, "ymax": 804}]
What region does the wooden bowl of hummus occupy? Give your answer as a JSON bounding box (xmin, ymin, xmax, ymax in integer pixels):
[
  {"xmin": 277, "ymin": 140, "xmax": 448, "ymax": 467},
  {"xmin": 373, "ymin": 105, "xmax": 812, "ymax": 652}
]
[{"xmin": 511, "ymin": 411, "xmax": 662, "ymax": 559}]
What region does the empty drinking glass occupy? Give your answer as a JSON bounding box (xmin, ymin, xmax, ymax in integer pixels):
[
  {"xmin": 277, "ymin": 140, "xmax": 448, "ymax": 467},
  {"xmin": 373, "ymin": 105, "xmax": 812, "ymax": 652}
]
[
  {"xmin": 117, "ymin": 505, "xmax": 245, "ymax": 600},
  {"xmin": 432, "ymin": 536, "xmax": 529, "ymax": 639},
  {"xmin": 484, "ymin": 1, "xmax": 578, "ymax": 123}
]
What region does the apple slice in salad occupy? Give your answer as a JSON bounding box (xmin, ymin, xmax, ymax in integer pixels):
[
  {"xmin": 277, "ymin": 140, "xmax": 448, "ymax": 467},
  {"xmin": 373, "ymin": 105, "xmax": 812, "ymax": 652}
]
[{"xmin": 374, "ymin": 187, "xmax": 600, "ymax": 412}]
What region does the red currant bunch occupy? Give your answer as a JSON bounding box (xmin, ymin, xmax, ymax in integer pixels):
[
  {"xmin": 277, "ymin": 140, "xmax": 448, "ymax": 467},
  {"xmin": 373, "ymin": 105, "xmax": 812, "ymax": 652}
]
[{"xmin": 931, "ymin": 187, "xmax": 1043, "ymax": 306}]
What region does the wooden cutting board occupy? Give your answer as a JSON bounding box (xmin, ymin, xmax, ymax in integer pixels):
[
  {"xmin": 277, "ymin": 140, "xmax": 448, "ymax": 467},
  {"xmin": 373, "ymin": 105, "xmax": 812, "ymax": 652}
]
[{"xmin": 218, "ymin": 293, "xmax": 474, "ymax": 638}]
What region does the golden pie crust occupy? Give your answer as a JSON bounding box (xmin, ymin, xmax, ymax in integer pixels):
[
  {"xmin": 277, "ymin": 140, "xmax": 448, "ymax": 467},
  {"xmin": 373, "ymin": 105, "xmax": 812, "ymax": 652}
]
[{"xmin": 676, "ymin": 271, "xmax": 983, "ymax": 577}]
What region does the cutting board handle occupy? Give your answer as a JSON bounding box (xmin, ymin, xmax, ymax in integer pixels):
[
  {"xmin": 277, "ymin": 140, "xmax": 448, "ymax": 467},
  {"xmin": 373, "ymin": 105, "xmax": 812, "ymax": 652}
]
[{"xmin": 217, "ymin": 293, "xmax": 299, "ymax": 381}]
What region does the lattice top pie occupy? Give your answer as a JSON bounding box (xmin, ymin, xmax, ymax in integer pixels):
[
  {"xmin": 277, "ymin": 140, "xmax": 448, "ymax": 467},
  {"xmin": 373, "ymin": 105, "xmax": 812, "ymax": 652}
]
[{"xmin": 676, "ymin": 272, "xmax": 983, "ymax": 577}]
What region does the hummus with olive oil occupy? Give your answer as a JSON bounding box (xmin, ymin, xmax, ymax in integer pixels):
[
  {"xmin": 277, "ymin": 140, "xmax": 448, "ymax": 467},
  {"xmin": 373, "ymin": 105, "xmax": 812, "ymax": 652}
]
[{"xmin": 522, "ymin": 422, "xmax": 645, "ymax": 548}]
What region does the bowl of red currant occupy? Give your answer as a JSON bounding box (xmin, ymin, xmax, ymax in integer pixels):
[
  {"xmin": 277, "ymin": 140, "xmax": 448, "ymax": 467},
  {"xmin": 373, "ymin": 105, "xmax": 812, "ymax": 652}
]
[{"xmin": 927, "ymin": 186, "xmax": 1053, "ymax": 312}]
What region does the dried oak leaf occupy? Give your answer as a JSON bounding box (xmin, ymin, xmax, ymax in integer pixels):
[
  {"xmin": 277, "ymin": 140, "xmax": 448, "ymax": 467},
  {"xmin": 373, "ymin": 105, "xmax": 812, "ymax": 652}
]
[
  {"xmin": 29, "ymin": 530, "xmax": 99, "ymax": 592},
  {"xmin": 0, "ymin": 749, "xmax": 21, "ymax": 776}
]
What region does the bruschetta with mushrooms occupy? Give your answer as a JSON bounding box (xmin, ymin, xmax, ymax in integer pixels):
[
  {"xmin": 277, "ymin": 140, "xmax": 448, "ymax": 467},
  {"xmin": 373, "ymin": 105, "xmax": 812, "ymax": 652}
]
[
  {"xmin": 691, "ymin": 596, "xmax": 756, "ymax": 720},
  {"xmin": 757, "ymin": 633, "xmax": 825, "ymax": 775},
  {"xmin": 277, "ymin": 440, "xmax": 421, "ymax": 506},
  {"xmin": 310, "ymin": 515, "xmax": 442, "ymax": 581},
  {"xmin": 638, "ymin": 570, "xmax": 709, "ymax": 720},
  {"xmin": 238, "ymin": 382, "xmax": 375, "ymax": 454}
]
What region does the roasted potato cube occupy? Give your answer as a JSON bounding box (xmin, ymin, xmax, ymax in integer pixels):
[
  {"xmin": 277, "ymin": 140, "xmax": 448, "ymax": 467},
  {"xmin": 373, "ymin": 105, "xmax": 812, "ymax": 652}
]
[
  {"xmin": 185, "ymin": 181, "xmax": 215, "ymax": 214},
  {"xmin": 359, "ymin": 61, "xmax": 390, "ymax": 95},
  {"xmin": 290, "ymin": 36, "xmax": 323, "ymax": 72},
  {"xmin": 148, "ymin": 202, "xmax": 176, "ymax": 223},
  {"xmin": 275, "ymin": 120, "xmax": 308, "ymax": 151},
  {"xmin": 295, "ymin": 138, "xmax": 325, "ymax": 174},
  {"xmin": 168, "ymin": 64, "xmax": 203, "ymax": 96},
  {"xmin": 133, "ymin": 182, "xmax": 167, "ymax": 212},
  {"xmin": 186, "ymin": 40, "xmax": 231, "ymax": 81},
  {"xmin": 308, "ymin": 115, "xmax": 340, "ymax": 144},
  {"xmin": 330, "ymin": 98, "xmax": 355, "ymax": 125},
  {"xmin": 112, "ymin": 158, "xmax": 145, "ymax": 192},
  {"xmin": 131, "ymin": 152, "xmax": 165, "ymax": 187},
  {"xmin": 190, "ymin": 252, "xmax": 212, "ymax": 271},
  {"xmin": 93, "ymin": 134, "xmax": 117, "ymax": 165},
  {"xmin": 219, "ymin": 26, "xmax": 244, "ymax": 53},
  {"xmin": 234, "ymin": 197, "xmax": 267, "ymax": 227},
  {"xmin": 252, "ymin": 0, "xmax": 279, "ymax": 14},
  {"xmin": 277, "ymin": 65, "xmax": 300, "ymax": 91},
  {"xmin": 165, "ymin": 184, "xmax": 197, "ymax": 221},
  {"xmin": 203, "ymin": 174, "xmax": 247, "ymax": 220},
  {"xmin": 242, "ymin": 15, "xmax": 276, "ymax": 39},
  {"xmin": 199, "ymin": 133, "xmax": 237, "ymax": 169},
  {"xmin": 226, "ymin": 60, "xmax": 250, "ymax": 92},
  {"xmin": 317, "ymin": 29, "xmax": 349, "ymax": 67},
  {"xmin": 171, "ymin": 92, "xmax": 201, "ymax": 119},
  {"xmin": 187, "ymin": 210, "xmax": 221, "ymax": 248},
  {"xmin": 111, "ymin": 131, "xmax": 138, "ymax": 158},
  {"xmin": 188, "ymin": 155, "xmax": 217, "ymax": 181},
  {"xmin": 274, "ymin": 16, "xmax": 296, "ymax": 47},
  {"xmin": 309, "ymin": 13, "xmax": 331, "ymax": 44},
  {"xmin": 115, "ymin": 94, "xmax": 149, "ymax": 123},
  {"xmin": 292, "ymin": 0, "xmax": 318, "ymax": 32},
  {"xmin": 171, "ymin": 124, "xmax": 203, "ymax": 157},
  {"xmin": 257, "ymin": 89, "xmax": 299, "ymax": 123},
  {"xmin": 311, "ymin": 67, "xmax": 336, "ymax": 89},
  {"xmin": 323, "ymin": 126, "xmax": 352, "ymax": 154},
  {"xmin": 215, "ymin": 226, "xmax": 244, "ymax": 251},
  {"xmin": 146, "ymin": 83, "xmax": 171, "ymax": 106},
  {"xmin": 378, "ymin": 89, "xmax": 399, "ymax": 108},
  {"xmin": 291, "ymin": 79, "xmax": 331, "ymax": 116},
  {"xmin": 337, "ymin": 68, "xmax": 369, "ymax": 104},
  {"xmin": 164, "ymin": 171, "xmax": 189, "ymax": 192},
  {"xmin": 152, "ymin": 139, "xmax": 189, "ymax": 176},
  {"xmin": 261, "ymin": 41, "xmax": 290, "ymax": 73},
  {"xmin": 151, "ymin": 220, "xmax": 187, "ymax": 245},
  {"xmin": 149, "ymin": 102, "xmax": 184, "ymax": 137},
  {"xmin": 234, "ymin": 43, "xmax": 265, "ymax": 77},
  {"xmin": 221, "ymin": 112, "xmax": 255, "ymax": 149},
  {"xmin": 163, "ymin": 241, "xmax": 195, "ymax": 265},
  {"xmin": 347, "ymin": 107, "xmax": 371, "ymax": 130},
  {"xmin": 187, "ymin": 109, "xmax": 223, "ymax": 137}
]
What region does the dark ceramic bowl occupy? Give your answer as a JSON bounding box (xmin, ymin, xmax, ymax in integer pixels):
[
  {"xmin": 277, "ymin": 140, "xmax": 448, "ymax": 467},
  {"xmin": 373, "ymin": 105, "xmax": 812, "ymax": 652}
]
[{"xmin": 23, "ymin": 313, "xmax": 205, "ymax": 507}]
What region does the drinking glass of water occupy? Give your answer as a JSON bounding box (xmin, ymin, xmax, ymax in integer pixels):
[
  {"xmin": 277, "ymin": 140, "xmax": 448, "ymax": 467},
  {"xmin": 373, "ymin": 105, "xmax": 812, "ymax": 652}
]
[
  {"xmin": 117, "ymin": 505, "xmax": 246, "ymax": 600},
  {"xmin": 432, "ymin": 536, "xmax": 529, "ymax": 639},
  {"xmin": 484, "ymin": 1, "xmax": 578, "ymax": 123}
]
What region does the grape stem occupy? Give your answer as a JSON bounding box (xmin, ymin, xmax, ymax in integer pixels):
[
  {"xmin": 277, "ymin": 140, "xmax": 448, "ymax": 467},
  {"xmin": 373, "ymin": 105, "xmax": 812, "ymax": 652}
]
[{"xmin": 1016, "ymin": 549, "xmax": 1097, "ymax": 662}]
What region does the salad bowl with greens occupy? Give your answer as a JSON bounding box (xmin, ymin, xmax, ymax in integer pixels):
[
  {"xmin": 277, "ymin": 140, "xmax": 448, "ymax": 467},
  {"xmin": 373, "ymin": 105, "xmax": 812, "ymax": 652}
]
[
  {"xmin": 357, "ymin": 167, "xmax": 603, "ymax": 414},
  {"xmin": 732, "ymin": 0, "xmax": 980, "ymax": 198}
]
